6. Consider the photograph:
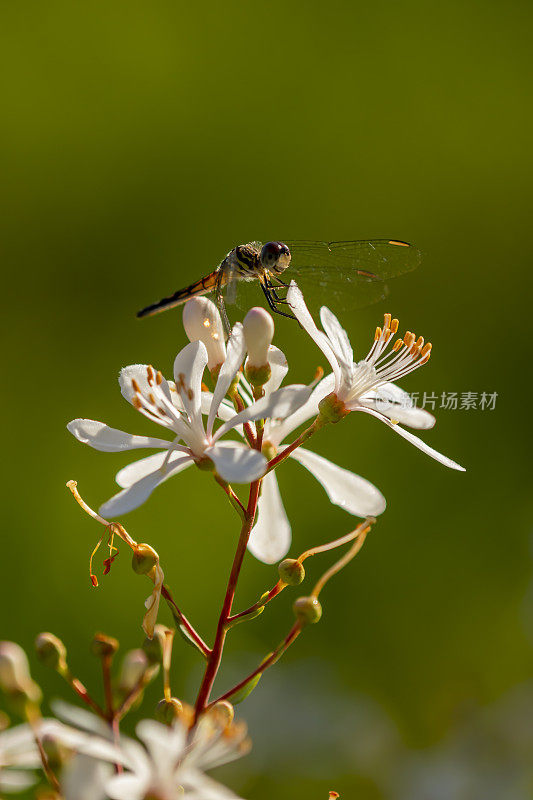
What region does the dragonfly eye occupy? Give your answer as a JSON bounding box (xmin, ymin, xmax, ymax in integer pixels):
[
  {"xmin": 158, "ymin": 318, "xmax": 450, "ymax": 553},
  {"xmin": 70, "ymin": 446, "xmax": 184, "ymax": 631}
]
[{"xmin": 260, "ymin": 241, "xmax": 291, "ymax": 273}]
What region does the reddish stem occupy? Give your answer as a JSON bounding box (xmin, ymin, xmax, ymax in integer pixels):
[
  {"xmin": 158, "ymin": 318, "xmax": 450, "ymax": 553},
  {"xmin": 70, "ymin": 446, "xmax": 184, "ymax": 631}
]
[
  {"xmin": 208, "ymin": 622, "xmax": 302, "ymax": 707},
  {"xmin": 193, "ymin": 479, "xmax": 261, "ymax": 720},
  {"xmin": 161, "ymin": 585, "xmax": 211, "ymax": 657}
]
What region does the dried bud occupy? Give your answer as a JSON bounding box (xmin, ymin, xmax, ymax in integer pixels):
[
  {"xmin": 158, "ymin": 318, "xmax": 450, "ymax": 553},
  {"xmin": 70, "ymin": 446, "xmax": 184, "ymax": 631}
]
[
  {"xmin": 293, "ymin": 596, "xmax": 322, "ymax": 625},
  {"xmin": 278, "ymin": 559, "xmax": 305, "ymax": 586},
  {"xmin": 155, "ymin": 697, "xmax": 183, "ymax": 725},
  {"xmin": 0, "ymin": 641, "xmax": 42, "ymax": 703},
  {"xmin": 243, "ymin": 307, "xmax": 274, "ymax": 372},
  {"xmin": 90, "ymin": 633, "xmax": 119, "ymax": 658},
  {"xmin": 183, "ymin": 297, "xmax": 226, "ymax": 371},
  {"xmin": 131, "ymin": 543, "xmax": 158, "ymax": 575},
  {"xmin": 117, "ymin": 649, "xmax": 149, "ymax": 693},
  {"xmin": 35, "ymin": 633, "xmax": 67, "ymax": 673}
]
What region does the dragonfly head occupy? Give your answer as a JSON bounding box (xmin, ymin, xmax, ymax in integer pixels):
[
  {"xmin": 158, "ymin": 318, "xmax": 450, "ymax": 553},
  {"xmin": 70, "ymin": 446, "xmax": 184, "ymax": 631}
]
[{"xmin": 260, "ymin": 241, "xmax": 291, "ymax": 274}]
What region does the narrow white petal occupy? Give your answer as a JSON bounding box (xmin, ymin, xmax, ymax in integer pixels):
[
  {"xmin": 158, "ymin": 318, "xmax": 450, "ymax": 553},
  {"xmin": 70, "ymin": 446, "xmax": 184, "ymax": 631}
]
[
  {"xmin": 173, "ymin": 341, "xmax": 208, "ymax": 428},
  {"xmin": 99, "ymin": 457, "xmax": 192, "ymax": 516},
  {"xmin": 180, "ymin": 768, "xmax": 244, "ymax": 798},
  {"xmin": 208, "ymin": 323, "xmax": 246, "ymax": 436},
  {"xmin": 291, "ymin": 447, "xmax": 386, "ymax": 516},
  {"xmin": 319, "ymin": 306, "xmax": 353, "ymax": 371},
  {"xmin": 247, "ymin": 472, "xmax": 291, "ymax": 564},
  {"xmin": 215, "ymin": 384, "xmax": 316, "ymax": 439},
  {"xmin": 263, "ymin": 346, "xmax": 288, "ymax": 395},
  {"xmin": 268, "ymin": 373, "xmax": 336, "ymax": 446},
  {"xmin": 67, "ymin": 420, "xmax": 172, "ymax": 452},
  {"xmin": 0, "ymin": 771, "xmax": 37, "ymax": 791},
  {"xmin": 286, "ymin": 282, "xmax": 341, "ymax": 387},
  {"xmin": 116, "ymin": 450, "xmax": 193, "ymax": 488},
  {"xmin": 355, "ymin": 405, "xmax": 466, "ymax": 471},
  {"xmin": 360, "ymin": 397, "xmax": 436, "ymax": 430},
  {"xmin": 105, "ymin": 774, "xmax": 147, "ymax": 800},
  {"xmin": 208, "ymin": 441, "xmax": 267, "ymax": 483},
  {"xmin": 119, "ymin": 365, "xmax": 152, "ymax": 404}
]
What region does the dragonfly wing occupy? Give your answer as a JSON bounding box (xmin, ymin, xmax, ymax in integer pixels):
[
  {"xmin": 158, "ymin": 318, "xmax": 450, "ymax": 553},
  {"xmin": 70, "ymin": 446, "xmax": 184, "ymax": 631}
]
[
  {"xmin": 280, "ymin": 239, "xmax": 420, "ymax": 315},
  {"xmin": 285, "ymin": 239, "xmax": 422, "ymax": 280}
]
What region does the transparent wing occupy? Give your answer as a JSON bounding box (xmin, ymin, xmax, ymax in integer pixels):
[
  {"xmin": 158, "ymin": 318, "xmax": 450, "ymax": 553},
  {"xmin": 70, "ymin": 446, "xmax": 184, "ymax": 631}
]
[
  {"xmin": 277, "ymin": 239, "xmax": 421, "ymax": 315},
  {"xmin": 285, "ymin": 239, "xmax": 422, "ymax": 280}
]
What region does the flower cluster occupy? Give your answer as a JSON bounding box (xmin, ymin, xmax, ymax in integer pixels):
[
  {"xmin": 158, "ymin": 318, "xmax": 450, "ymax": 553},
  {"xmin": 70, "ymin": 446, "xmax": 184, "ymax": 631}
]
[{"xmin": 0, "ymin": 287, "xmax": 465, "ymax": 800}]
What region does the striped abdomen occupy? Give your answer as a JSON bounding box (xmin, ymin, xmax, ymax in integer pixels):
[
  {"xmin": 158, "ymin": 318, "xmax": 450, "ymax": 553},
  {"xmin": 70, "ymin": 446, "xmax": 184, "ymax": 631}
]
[{"xmin": 136, "ymin": 270, "xmax": 227, "ymax": 318}]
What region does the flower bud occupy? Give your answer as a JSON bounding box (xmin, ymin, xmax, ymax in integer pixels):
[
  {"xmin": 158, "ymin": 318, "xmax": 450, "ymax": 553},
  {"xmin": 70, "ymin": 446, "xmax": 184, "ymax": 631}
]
[
  {"xmin": 243, "ymin": 307, "xmax": 274, "ymax": 371},
  {"xmin": 35, "ymin": 633, "xmax": 67, "ymax": 673},
  {"xmin": 131, "ymin": 543, "xmax": 158, "ymax": 575},
  {"xmin": 183, "ymin": 297, "xmax": 226, "ymax": 371},
  {"xmin": 117, "ymin": 649, "xmax": 149, "ymax": 693},
  {"xmin": 293, "ymin": 596, "xmax": 322, "ymax": 625},
  {"xmin": 0, "ymin": 641, "xmax": 42, "ymax": 703},
  {"xmin": 90, "ymin": 633, "xmax": 119, "ymax": 658},
  {"xmin": 278, "ymin": 559, "xmax": 305, "ymax": 586},
  {"xmin": 142, "ymin": 625, "xmax": 169, "ymax": 665},
  {"xmin": 155, "ymin": 697, "xmax": 183, "ymax": 725}
]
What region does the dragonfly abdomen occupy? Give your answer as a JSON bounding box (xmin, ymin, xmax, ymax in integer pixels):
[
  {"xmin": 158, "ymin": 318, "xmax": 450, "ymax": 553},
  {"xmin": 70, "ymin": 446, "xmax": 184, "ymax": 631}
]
[{"xmin": 136, "ymin": 270, "xmax": 226, "ymax": 318}]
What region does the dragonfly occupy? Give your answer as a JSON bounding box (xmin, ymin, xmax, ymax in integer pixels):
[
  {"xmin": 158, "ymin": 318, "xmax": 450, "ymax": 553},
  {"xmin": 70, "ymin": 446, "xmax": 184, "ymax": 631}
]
[{"xmin": 137, "ymin": 239, "xmax": 422, "ymax": 333}]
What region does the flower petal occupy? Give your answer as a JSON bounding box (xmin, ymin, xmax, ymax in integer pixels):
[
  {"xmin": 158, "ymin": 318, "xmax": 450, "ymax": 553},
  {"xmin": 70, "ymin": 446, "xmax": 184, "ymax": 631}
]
[
  {"xmin": 99, "ymin": 456, "xmax": 193, "ymax": 516},
  {"xmin": 116, "ymin": 449, "xmax": 192, "ymax": 488},
  {"xmin": 290, "ymin": 447, "xmax": 386, "ymax": 516},
  {"xmin": 207, "ymin": 323, "xmax": 246, "ymax": 436},
  {"xmin": 105, "ymin": 774, "xmax": 147, "ymax": 800},
  {"xmin": 67, "ymin": 419, "xmax": 172, "ymax": 452},
  {"xmin": 247, "ymin": 472, "xmax": 291, "ymax": 564},
  {"xmin": 215, "ymin": 383, "xmax": 317, "ymax": 439},
  {"xmin": 359, "ymin": 397, "xmax": 436, "ymax": 429},
  {"xmin": 355, "ymin": 405, "xmax": 466, "ymax": 471},
  {"xmin": 319, "ymin": 306, "xmax": 353, "ymax": 373},
  {"xmin": 286, "ymin": 282, "xmax": 341, "ymax": 387},
  {"xmin": 268, "ymin": 373, "xmax": 336, "ymax": 446},
  {"xmin": 208, "ymin": 441, "xmax": 267, "ymax": 483},
  {"xmin": 263, "ymin": 346, "xmax": 289, "ymax": 396},
  {"xmin": 173, "ymin": 341, "xmax": 208, "ymax": 428}
]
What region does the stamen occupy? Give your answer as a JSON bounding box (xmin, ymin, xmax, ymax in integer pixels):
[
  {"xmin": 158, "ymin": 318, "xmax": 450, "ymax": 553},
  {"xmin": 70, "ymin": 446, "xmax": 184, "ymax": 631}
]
[
  {"xmin": 403, "ymin": 332, "xmax": 415, "ymax": 348},
  {"xmin": 156, "ymin": 370, "xmax": 163, "ymax": 385},
  {"xmin": 146, "ymin": 365, "xmax": 155, "ymax": 385},
  {"xmin": 374, "ymin": 326, "xmax": 382, "ymax": 341},
  {"xmin": 391, "ymin": 318, "xmax": 399, "ymax": 334},
  {"xmin": 383, "ymin": 313, "xmax": 391, "ymax": 330},
  {"xmin": 392, "ymin": 339, "xmax": 403, "ymax": 352}
]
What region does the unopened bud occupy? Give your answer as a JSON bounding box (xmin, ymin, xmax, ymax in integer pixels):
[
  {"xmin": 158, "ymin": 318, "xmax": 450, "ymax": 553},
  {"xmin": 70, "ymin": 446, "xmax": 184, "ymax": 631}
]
[
  {"xmin": 35, "ymin": 633, "xmax": 67, "ymax": 673},
  {"xmin": 0, "ymin": 641, "xmax": 42, "ymax": 703},
  {"xmin": 142, "ymin": 625, "xmax": 169, "ymax": 665},
  {"xmin": 131, "ymin": 543, "xmax": 158, "ymax": 575},
  {"xmin": 278, "ymin": 559, "xmax": 305, "ymax": 586},
  {"xmin": 90, "ymin": 633, "xmax": 119, "ymax": 658},
  {"xmin": 243, "ymin": 307, "xmax": 274, "ymax": 373},
  {"xmin": 118, "ymin": 649, "xmax": 149, "ymax": 692},
  {"xmin": 183, "ymin": 297, "xmax": 226, "ymax": 371},
  {"xmin": 293, "ymin": 596, "xmax": 322, "ymax": 625},
  {"xmin": 155, "ymin": 697, "xmax": 183, "ymax": 725}
]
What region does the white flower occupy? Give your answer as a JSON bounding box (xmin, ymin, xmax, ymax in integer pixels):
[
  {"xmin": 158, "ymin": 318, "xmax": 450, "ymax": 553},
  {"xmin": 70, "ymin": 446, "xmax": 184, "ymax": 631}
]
[
  {"xmin": 183, "ymin": 297, "xmax": 226, "ymax": 372},
  {"xmin": 246, "ymin": 347, "xmax": 387, "ymax": 564},
  {"xmin": 0, "ymin": 724, "xmax": 41, "ymax": 794},
  {"xmin": 69, "ymin": 321, "xmax": 318, "ymax": 518},
  {"xmin": 42, "ymin": 708, "xmax": 250, "ymax": 800},
  {"xmin": 287, "ymin": 283, "xmax": 465, "ymax": 472}
]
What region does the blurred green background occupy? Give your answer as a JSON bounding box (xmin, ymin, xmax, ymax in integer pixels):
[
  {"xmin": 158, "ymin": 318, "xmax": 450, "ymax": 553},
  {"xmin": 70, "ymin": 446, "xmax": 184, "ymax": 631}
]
[{"xmin": 1, "ymin": 1, "xmax": 532, "ymax": 797}]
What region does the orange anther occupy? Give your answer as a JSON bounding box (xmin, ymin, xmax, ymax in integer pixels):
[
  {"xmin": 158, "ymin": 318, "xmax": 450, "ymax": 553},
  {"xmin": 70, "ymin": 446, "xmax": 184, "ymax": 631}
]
[
  {"xmin": 374, "ymin": 326, "xmax": 382, "ymax": 341},
  {"xmin": 392, "ymin": 339, "xmax": 403, "ymax": 351},
  {"xmin": 131, "ymin": 378, "xmax": 141, "ymax": 394},
  {"xmin": 391, "ymin": 318, "xmax": 399, "ymax": 333},
  {"xmin": 156, "ymin": 371, "xmax": 163, "ymax": 385},
  {"xmin": 383, "ymin": 313, "xmax": 392, "ymax": 329}
]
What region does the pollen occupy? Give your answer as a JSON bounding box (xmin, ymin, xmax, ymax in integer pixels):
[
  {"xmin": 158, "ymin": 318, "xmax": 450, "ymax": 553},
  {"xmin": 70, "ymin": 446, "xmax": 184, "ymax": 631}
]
[
  {"xmin": 146, "ymin": 365, "xmax": 155, "ymax": 385},
  {"xmin": 391, "ymin": 318, "xmax": 399, "ymax": 334},
  {"xmin": 374, "ymin": 326, "xmax": 382, "ymax": 341},
  {"xmin": 156, "ymin": 370, "xmax": 163, "ymax": 385},
  {"xmin": 383, "ymin": 313, "xmax": 392, "ymax": 330},
  {"xmin": 203, "ymin": 318, "xmax": 211, "ymax": 328}
]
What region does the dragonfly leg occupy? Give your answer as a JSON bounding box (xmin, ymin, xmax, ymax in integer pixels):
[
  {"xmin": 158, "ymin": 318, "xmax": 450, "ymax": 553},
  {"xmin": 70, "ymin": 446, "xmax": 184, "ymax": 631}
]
[
  {"xmin": 264, "ymin": 275, "xmax": 291, "ymax": 304},
  {"xmin": 260, "ymin": 281, "xmax": 297, "ymax": 322}
]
